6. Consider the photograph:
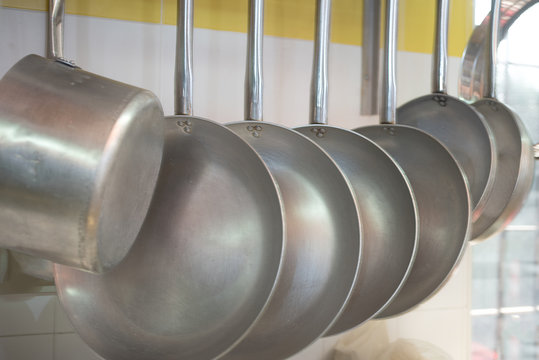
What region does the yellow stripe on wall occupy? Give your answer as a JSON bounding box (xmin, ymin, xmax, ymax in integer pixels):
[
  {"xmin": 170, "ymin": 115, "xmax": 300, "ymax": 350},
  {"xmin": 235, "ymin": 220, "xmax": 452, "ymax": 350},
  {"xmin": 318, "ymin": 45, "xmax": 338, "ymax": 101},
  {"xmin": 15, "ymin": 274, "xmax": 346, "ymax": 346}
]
[{"xmin": 2, "ymin": 0, "xmax": 474, "ymax": 57}]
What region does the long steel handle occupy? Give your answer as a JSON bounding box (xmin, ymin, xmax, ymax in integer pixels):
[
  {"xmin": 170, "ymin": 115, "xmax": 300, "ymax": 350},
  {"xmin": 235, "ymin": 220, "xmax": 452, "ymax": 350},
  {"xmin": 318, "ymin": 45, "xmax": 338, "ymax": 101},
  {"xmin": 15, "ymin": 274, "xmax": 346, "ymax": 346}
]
[
  {"xmin": 175, "ymin": 0, "xmax": 194, "ymax": 116},
  {"xmin": 485, "ymin": 0, "xmax": 501, "ymax": 99},
  {"xmin": 360, "ymin": 0, "xmax": 381, "ymax": 116},
  {"xmin": 381, "ymin": 0, "xmax": 398, "ymax": 124},
  {"xmin": 47, "ymin": 0, "xmax": 65, "ymax": 59},
  {"xmin": 432, "ymin": 0, "xmax": 449, "ymax": 94},
  {"xmin": 245, "ymin": 0, "xmax": 264, "ymax": 121},
  {"xmin": 310, "ymin": 0, "xmax": 332, "ymax": 125}
]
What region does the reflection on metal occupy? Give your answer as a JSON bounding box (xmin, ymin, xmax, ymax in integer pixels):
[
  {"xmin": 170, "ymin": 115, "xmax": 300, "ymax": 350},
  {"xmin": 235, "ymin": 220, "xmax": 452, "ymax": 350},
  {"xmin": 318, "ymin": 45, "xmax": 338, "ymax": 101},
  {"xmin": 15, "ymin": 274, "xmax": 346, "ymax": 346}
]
[
  {"xmin": 10, "ymin": 252, "xmax": 54, "ymax": 281},
  {"xmin": 0, "ymin": 250, "xmax": 7, "ymax": 284},
  {"xmin": 0, "ymin": 252, "xmax": 55, "ymax": 295},
  {"xmin": 360, "ymin": 0, "xmax": 381, "ymax": 116},
  {"xmin": 459, "ymin": 0, "xmax": 539, "ymax": 101},
  {"xmin": 534, "ymin": 143, "xmax": 539, "ymax": 158},
  {"xmin": 465, "ymin": 5, "xmax": 539, "ymax": 358}
]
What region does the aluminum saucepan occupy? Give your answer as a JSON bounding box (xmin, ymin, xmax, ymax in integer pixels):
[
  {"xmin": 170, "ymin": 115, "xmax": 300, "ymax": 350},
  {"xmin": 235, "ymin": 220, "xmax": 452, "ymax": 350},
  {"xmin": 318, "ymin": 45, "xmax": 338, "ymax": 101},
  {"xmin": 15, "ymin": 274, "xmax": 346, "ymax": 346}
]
[
  {"xmin": 397, "ymin": 0, "xmax": 497, "ymax": 223},
  {"xmin": 296, "ymin": 0, "xmax": 418, "ymax": 336},
  {"xmin": 0, "ymin": 0, "xmax": 164, "ymax": 273},
  {"xmin": 53, "ymin": 1, "xmax": 286, "ymax": 359},
  {"xmin": 469, "ymin": 0, "xmax": 535, "ymax": 241},
  {"xmin": 356, "ymin": 0, "xmax": 471, "ymax": 317},
  {"xmin": 7, "ymin": 0, "xmax": 67, "ymax": 282},
  {"xmin": 222, "ymin": 1, "xmax": 361, "ymax": 359}
]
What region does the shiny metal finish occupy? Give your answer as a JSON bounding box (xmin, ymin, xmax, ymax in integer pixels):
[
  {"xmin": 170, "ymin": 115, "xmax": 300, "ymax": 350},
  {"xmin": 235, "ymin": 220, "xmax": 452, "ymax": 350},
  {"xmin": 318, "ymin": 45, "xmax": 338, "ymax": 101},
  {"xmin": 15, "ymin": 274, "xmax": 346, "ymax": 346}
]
[
  {"xmin": 0, "ymin": 55, "xmax": 164, "ymax": 273},
  {"xmin": 10, "ymin": 252, "xmax": 54, "ymax": 281},
  {"xmin": 380, "ymin": 0, "xmax": 398, "ymax": 125},
  {"xmin": 431, "ymin": 0, "xmax": 448, "ymax": 94},
  {"xmin": 459, "ymin": 0, "xmax": 538, "ymax": 102},
  {"xmin": 9, "ymin": 0, "xmax": 63, "ymax": 281},
  {"xmin": 471, "ymin": 100, "xmax": 535, "ymax": 240},
  {"xmin": 357, "ymin": 0, "xmax": 471, "ymax": 317},
  {"xmin": 225, "ymin": 126, "xmax": 363, "ymax": 360},
  {"xmin": 223, "ymin": 122, "xmax": 361, "ymax": 360},
  {"xmin": 468, "ymin": 0, "xmax": 535, "ymax": 241},
  {"xmin": 0, "ymin": 250, "xmax": 6, "ymax": 284},
  {"xmin": 310, "ymin": 0, "xmax": 331, "ymax": 125},
  {"xmin": 53, "ymin": 0, "xmax": 285, "ymax": 358},
  {"xmin": 298, "ymin": 126, "xmax": 418, "ymax": 333},
  {"xmin": 485, "ymin": 0, "xmax": 501, "ymax": 99},
  {"xmin": 245, "ymin": 0, "xmax": 264, "ymax": 121},
  {"xmin": 47, "ymin": 0, "xmax": 64, "ymax": 59},
  {"xmin": 297, "ymin": 0, "xmax": 418, "ymax": 336},
  {"xmin": 222, "ymin": 1, "xmax": 361, "ymax": 359},
  {"xmin": 397, "ymin": 0, "xmax": 496, "ymax": 221},
  {"xmin": 360, "ymin": 0, "xmax": 381, "ymax": 116},
  {"xmin": 174, "ymin": 0, "xmax": 193, "ymax": 116},
  {"xmin": 360, "ymin": 129, "xmax": 471, "ymax": 312},
  {"xmin": 358, "ymin": 126, "xmax": 471, "ymax": 316},
  {"xmin": 55, "ymin": 117, "xmax": 285, "ymax": 360}
]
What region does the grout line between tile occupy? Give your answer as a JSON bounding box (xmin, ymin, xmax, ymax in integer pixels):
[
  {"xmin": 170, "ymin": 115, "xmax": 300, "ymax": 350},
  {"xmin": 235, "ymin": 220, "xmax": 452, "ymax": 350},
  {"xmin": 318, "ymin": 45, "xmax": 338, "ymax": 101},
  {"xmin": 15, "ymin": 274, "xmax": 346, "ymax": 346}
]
[{"xmin": 0, "ymin": 332, "xmax": 55, "ymax": 338}]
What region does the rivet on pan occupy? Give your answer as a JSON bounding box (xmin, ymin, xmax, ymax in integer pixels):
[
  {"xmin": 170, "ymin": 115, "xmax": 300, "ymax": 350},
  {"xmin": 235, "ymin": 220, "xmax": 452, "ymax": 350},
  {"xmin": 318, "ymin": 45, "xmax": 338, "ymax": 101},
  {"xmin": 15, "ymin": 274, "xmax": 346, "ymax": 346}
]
[
  {"xmin": 432, "ymin": 95, "xmax": 447, "ymax": 107},
  {"xmin": 311, "ymin": 127, "xmax": 326, "ymax": 138},
  {"xmin": 488, "ymin": 100, "xmax": 499, "ymax": 112},
  {"xmin": 176, "ymin": 120, "xmax": 192, "ymax": 134},
  {"xmin": 247, "ymin": 124, "xmax": 262, "ymax": 137},
  {"xmin": 383, "ymin": 126, "xmax": 396, "ymax": 136}
]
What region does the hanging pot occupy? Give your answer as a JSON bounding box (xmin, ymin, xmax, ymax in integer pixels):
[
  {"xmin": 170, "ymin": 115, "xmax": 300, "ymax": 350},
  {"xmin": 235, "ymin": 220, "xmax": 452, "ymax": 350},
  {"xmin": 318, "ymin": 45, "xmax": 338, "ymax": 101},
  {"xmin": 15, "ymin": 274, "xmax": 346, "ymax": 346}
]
[{"xmin": 0, "ymin": 0, "xmax": 164, "ymax": 273}]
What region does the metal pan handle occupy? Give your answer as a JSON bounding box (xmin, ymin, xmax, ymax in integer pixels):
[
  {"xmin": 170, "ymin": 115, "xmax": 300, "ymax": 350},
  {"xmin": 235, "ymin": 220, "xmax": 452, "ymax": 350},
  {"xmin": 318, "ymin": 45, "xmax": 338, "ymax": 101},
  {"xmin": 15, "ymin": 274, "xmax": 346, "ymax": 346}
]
[
  {"xmin": 245, "ymin": 0, "xmax": 264, "ymax": 121},
  {"xmin": 47, "ymin": 0, "xmax": 65, "ymax": 60},
  {"xmin": 175, "ymin": 0, "xmax": 194, "ymax": 116},
  {"xmin": 360, "ymin": 0, "xmax": 381, "ymax": 116},
  {"xmin": 485, "ymin": 0, "xmax": 501, "ymax": 99},
  {"xmin": 432, "ymin": 0, "xmax": 449, "ymax": 94},
  {"xmin": 310, "ymin": 0, "xmax": 332, "ymax": 125},
  {"xmin": 380, "ymin": 0, "xmax": 398, "ymax": 125}
]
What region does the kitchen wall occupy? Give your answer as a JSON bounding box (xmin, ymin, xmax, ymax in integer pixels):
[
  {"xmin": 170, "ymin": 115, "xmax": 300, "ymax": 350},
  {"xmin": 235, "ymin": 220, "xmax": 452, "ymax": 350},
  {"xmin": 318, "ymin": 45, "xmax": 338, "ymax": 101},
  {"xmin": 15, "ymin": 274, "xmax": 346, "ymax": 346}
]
[{"xmin": 0, "ymin": 5, "xmax": 472, "ymax": 360}]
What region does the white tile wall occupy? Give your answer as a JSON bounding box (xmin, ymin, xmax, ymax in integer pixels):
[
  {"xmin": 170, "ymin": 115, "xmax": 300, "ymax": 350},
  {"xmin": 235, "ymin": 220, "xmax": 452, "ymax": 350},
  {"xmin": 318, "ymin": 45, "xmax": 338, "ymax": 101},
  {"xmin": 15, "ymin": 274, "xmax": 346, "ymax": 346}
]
[
  {"xmin": 0, "ymin": 295, "xmax": 55, "ymax": 337},
  {"xmin": 53, "ymin": 298, "xmax": 74, "ymax": 334},
  {"xmin": 54, "ymin": 334, "xmax": 103, "ymax": 360},
  {"xmin": 0, "ymin": 5, "xmax": 472, "ymax": 360},
  {"xmin": 0, "ymin": 335, "xmax": 53, "ymax": 360}
]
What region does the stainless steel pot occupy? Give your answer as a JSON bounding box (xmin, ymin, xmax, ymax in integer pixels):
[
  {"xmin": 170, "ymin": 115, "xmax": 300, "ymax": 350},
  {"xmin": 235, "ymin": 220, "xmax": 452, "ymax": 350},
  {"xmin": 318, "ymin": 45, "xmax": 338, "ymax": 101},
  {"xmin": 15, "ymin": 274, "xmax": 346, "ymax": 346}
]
[{"xmin": 0, "ymin": 52, "xmax": 164, "ymax": 273}]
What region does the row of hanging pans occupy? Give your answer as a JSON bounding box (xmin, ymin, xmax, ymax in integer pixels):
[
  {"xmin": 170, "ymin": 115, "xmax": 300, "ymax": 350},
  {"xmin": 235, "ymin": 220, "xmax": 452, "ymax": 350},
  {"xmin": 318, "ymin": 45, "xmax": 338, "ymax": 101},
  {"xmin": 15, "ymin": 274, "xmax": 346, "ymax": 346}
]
[{"xmin": 0, "ymin": 0, "xmax": 536, "ymax": 359}]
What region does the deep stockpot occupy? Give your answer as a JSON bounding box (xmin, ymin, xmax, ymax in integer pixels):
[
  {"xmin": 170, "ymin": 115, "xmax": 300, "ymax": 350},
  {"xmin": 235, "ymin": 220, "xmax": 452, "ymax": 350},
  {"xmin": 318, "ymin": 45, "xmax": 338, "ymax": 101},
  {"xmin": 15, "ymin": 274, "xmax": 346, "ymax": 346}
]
[{"xmin": 0, "ymin": 55, "xmax": 164, "ymax": 273}]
